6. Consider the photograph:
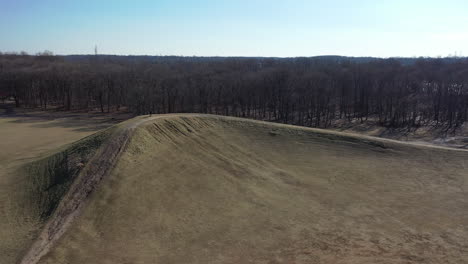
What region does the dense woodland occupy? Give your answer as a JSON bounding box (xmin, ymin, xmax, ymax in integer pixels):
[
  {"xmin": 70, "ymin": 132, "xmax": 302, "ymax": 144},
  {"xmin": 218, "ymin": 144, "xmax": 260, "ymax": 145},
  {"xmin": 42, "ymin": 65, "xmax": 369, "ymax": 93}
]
[{"xmin": 1, "ymin": 53, "xmax": 467, "ymax": 128}]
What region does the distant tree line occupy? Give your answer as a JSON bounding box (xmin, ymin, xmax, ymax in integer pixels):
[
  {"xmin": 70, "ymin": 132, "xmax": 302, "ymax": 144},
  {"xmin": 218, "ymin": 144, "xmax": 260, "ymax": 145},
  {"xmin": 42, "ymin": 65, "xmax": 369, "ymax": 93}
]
[{"xmin": 1, "ymin": 52, "xmax": 467, "ymax": 128}]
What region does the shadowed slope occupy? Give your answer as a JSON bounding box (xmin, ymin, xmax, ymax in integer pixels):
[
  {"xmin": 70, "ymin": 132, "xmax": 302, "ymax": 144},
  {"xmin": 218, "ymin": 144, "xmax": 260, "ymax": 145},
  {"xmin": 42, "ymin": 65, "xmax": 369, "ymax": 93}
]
[
  {"xmin": 0, "ymin": 112, "xmax": 132, "ymax": 264},
  {"xmin": 29, "ymin": 115, "xmax": 468, "ymax": 264},
  {"xmin": 0, "ymin": 126, "xmax": 114, "ymax": 264}
]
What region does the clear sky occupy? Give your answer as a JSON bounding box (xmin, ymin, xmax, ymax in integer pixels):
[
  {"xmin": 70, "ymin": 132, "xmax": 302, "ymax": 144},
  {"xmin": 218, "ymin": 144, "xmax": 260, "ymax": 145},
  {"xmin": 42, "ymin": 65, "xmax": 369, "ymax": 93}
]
[{"xmin": 1, "ymin": 0, "xmax": 467, "ymax": 57}]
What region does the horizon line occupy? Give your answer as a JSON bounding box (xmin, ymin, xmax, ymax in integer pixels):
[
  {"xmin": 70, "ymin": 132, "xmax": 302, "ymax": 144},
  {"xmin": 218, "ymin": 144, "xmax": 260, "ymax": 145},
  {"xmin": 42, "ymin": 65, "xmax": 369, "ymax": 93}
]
[{"xmin": 1, "ymin": 52, "xmax": 467, "ymax": 60}]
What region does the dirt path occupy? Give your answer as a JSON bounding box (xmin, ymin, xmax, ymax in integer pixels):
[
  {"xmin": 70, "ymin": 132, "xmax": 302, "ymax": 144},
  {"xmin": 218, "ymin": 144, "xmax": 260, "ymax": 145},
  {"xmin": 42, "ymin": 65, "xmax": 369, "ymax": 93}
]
[{"xmin": 18, "ymin": 116, "xmax": 163, "ymax": 264}]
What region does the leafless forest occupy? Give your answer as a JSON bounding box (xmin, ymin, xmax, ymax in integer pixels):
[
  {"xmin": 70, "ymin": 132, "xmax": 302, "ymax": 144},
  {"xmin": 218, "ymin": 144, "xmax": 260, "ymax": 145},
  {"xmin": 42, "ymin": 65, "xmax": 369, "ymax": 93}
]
[{"xmin": 1, "ymin": 53, "xmax": 467, "ymax": 128}]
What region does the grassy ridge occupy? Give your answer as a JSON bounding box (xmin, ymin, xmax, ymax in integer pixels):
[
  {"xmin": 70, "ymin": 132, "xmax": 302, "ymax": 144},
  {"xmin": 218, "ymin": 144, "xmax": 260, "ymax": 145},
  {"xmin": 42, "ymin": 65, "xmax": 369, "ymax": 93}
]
[
  {"xmin": 2, "ymin": 127, "xmax": 114, "ymax": 264},
  {"xmin": 38, "ymin": 115, "xmax": 468, "ymax": 264},
  {"xmin": 18, "ymin": 128, "xmax": 114, "ymax": 219}
]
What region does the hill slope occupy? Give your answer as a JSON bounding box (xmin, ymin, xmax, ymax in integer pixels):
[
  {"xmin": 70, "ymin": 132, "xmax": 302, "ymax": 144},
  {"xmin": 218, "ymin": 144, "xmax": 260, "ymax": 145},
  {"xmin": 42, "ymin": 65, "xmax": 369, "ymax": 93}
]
[
  {"xmin": 11, "ymin": 115, "xmax": 468, "ymax": 263},
  {"xmin": 0, "ymin": 116, "xmax": 117, "ymax": 264}
]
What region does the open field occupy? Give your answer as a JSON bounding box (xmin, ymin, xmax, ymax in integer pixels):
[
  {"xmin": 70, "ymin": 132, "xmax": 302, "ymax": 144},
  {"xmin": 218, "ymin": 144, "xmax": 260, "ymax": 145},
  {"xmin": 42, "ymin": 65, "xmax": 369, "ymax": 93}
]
[{"xmin": 2, "ymin": 114, "xmax": 465, "ymax": 264}]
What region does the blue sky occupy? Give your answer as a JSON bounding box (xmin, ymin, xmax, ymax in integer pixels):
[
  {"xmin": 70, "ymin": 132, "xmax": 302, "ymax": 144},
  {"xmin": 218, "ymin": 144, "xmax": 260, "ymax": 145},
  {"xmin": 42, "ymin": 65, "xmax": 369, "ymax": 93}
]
[{"xmin": 1, "ymin": 0, "xmax": 467, "ymax": 57}]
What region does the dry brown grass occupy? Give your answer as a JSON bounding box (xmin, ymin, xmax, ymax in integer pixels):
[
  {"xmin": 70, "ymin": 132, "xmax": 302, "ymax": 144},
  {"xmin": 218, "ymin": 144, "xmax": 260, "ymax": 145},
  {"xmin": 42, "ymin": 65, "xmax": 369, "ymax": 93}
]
[
  {"xmin": 30, "ymin": 114, "xmax": 468, "ymax": 264},
  {"xmin": 0, "ymin": 115, "xmax": 118, "ymax": 264},
  {"xmin": 330, "ymin": 118, "xmax": 468, "ymax": 149}
]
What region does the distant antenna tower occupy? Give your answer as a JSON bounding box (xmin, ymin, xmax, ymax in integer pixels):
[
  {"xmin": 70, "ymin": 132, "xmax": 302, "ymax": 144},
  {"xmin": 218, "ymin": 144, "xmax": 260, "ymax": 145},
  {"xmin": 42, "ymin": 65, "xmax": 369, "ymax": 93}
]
[{"xmin": 94, "ymin": 45, "xmax": 98, "ymax": 56}]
